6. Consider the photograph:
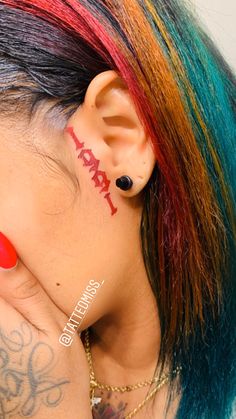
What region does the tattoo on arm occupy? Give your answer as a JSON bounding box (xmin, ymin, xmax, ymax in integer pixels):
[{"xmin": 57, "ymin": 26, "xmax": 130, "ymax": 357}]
[{"xmin": 0, "ymin": 321, "xmax": 70, "ymax": 418}]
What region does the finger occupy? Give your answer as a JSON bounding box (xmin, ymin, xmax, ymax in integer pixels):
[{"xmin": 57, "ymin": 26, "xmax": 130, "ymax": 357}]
[{"xmin": 0, "ymin": 232, "xmax": 65, "ymax": 335}]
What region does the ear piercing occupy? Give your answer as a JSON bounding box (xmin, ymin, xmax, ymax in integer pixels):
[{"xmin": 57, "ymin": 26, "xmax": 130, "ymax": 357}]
[{"xmin": 116, "ymin": 175, "xmax": 133, "ymax": 191}]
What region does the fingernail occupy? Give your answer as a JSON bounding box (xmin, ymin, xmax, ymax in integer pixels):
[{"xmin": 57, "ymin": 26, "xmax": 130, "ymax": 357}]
[{"xmin": 0, "ymin": 232, "xmax": 18, "ymax": 270}]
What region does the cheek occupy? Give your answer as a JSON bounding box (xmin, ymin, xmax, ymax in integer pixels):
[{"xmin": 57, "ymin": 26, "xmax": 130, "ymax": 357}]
[
  {"xmin": 0, "ymin": 148, "xmax": 109, "ymax": 314},
  {"xmin": 0, "ymin": 149, "xmax": 78, "ymax": 269},
  {"xmin": 0, "ymin": 153, "xmax": 83, "ymax": 311},
  {"xmin": 0, "ymin": 152, "xmax": 36, "ymax": 235},
  {"xmin": 0, "ymin": 143, "xmax": 121, "ymax": 320}
]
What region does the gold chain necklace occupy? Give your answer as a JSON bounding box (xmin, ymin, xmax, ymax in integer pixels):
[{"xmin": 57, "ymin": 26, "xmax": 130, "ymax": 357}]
[{"xmin": 84, "ymin": 328, "xmax": 181, "ymax": 418}]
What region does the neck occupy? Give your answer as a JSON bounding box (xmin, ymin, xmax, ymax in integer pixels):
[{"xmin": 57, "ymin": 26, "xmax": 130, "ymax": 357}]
[{"xmin": 89, "ymin": 266, "xmax": 161, "ymax": 385}]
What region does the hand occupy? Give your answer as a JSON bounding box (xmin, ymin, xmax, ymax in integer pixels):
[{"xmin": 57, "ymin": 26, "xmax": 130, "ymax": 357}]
[{"xmin": 0, "ymin": 232, "xmax": 92, "ymax": 419}]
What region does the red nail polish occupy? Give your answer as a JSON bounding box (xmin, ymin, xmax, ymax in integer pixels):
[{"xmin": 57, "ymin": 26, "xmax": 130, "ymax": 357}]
[{"xmin": 0, "ymin": 232, "xmax": 18, "ymax": 270}]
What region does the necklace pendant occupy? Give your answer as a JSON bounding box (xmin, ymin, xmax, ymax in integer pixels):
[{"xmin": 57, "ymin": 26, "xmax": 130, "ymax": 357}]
[{"xmin": 91, "ymin": 396, "xmax": 102, "ymax": 407}]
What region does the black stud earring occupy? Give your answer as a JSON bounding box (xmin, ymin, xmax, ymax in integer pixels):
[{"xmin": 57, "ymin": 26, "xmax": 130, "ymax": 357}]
[{"xmin": 116, "ymin": 175, "xmax": 133, "ymax": 191}]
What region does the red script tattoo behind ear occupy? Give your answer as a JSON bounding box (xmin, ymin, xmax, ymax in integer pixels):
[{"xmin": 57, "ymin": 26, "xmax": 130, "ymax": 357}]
[{"xmin": 66, "ymin": 127, "xmax": 118, "ymax": 216}]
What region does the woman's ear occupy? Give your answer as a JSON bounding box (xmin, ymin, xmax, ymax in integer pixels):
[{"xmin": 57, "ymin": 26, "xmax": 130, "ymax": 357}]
[{"xmin": 64, "ymin": 70, "xmax": 156, "ymax": 197}]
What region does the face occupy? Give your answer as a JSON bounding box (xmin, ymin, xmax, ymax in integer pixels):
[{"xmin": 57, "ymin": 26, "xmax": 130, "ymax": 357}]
[{"xmin": 0, "ymin": 103, "xmax": 143, "ymax": 330}]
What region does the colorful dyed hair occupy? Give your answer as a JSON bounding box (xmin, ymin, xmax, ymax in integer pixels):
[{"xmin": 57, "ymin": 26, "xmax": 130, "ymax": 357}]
[{"xmin": 0, "ymin": 0, "xmax": 235, "ymax": 417}]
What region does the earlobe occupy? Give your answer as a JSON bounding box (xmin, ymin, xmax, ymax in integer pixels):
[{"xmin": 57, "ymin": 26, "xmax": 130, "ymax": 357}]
[
  {"xmin": 116, "ymin": 176, "xmax": 133, "ymax": 191},
  {"xmin": 66, "ymin": 70, "xmax": 156, "ymax": 199}
]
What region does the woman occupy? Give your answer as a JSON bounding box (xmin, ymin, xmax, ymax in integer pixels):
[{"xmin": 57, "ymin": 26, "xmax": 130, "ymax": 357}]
[{"xmin": 0, "ymin": 0, "xmax": 235, "ymax": 418}]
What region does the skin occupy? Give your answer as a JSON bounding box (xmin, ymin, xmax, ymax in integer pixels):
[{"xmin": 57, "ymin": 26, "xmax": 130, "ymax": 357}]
[
  {"xmin": 0, "ymin": 70, "xmax": 180, "ymax": 418},
  {"xmin": 0, "ymin": 320, "xmax": 69, "ymax": 417}
]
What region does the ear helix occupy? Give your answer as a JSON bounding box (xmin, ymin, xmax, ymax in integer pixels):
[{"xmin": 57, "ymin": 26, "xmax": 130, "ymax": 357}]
[{"xmin": 115, "ymin": 175, "xmax": 133, "ymax": 191}]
